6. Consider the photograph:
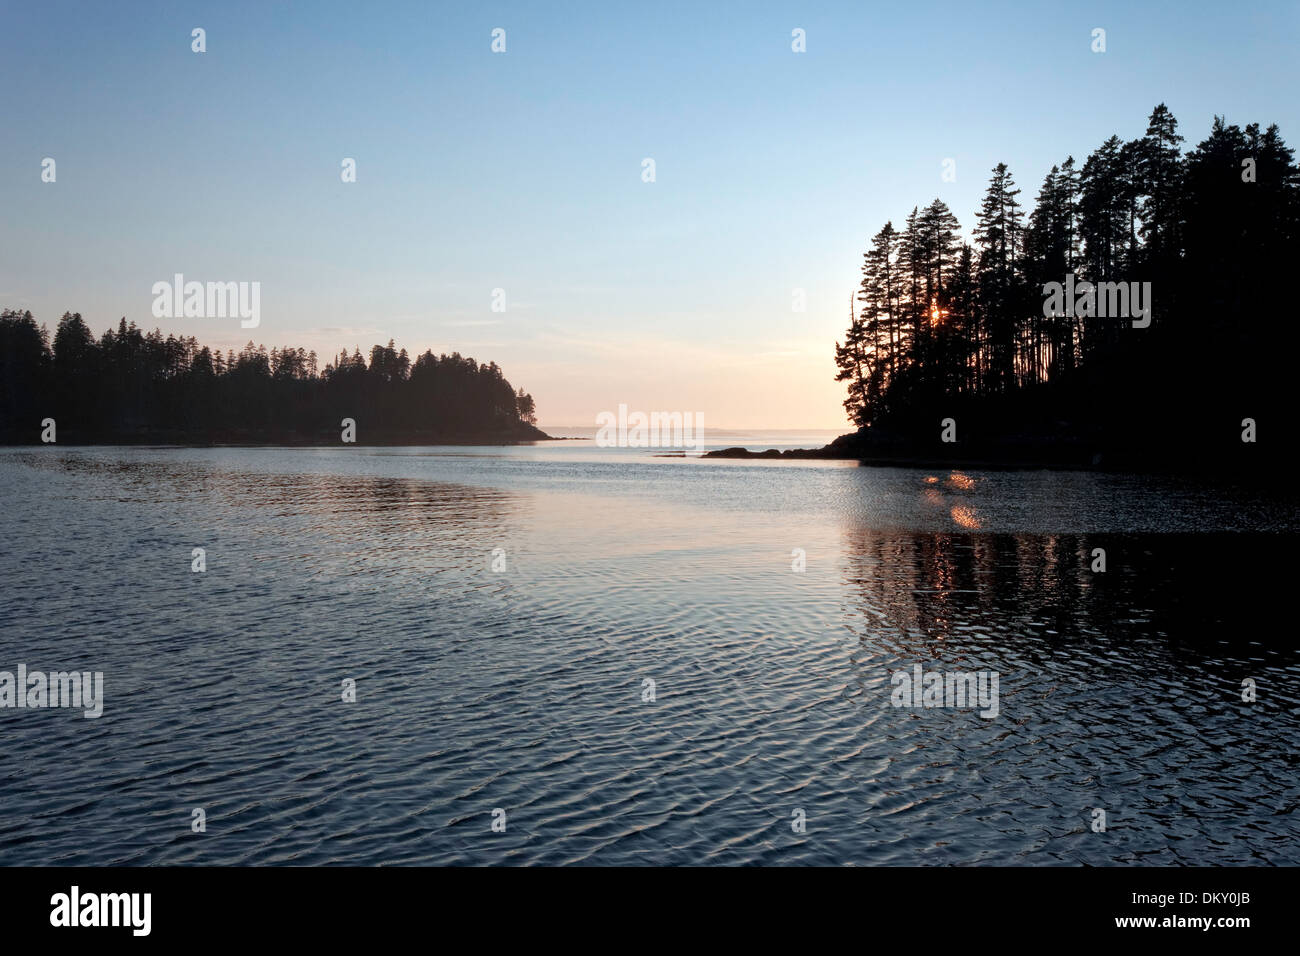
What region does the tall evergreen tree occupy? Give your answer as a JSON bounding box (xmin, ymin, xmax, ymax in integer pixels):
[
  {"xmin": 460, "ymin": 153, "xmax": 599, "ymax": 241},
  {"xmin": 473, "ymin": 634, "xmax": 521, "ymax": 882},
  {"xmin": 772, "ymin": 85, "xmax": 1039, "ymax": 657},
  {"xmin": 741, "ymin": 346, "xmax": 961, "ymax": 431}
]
[{"xmin": 972, "ymin": 163, "xmax": 1023, "ymax": 392}]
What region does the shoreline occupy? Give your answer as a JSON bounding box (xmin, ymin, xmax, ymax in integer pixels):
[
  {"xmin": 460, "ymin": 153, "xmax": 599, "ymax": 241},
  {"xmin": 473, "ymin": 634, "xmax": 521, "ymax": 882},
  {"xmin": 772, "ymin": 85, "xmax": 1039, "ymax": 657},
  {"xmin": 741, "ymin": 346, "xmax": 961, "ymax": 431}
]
[
  {"xmin": 0, "ymin": 425, "xmax": 555, "ymax": 447},
  {"xmin": 702, "ymin": 428, "xmax": 1285, "ymax": 481},
  {"xmin": 3, "ymin": 429, "xmax": 1285, "ymax": 483}
]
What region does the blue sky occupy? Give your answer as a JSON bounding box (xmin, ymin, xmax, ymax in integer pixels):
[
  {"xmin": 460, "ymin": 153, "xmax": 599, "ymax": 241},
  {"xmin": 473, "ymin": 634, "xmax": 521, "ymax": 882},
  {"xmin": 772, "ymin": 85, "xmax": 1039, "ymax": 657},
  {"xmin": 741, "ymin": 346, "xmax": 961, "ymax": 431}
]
[{"xmin": 3, "ymin": 0, "xmax": 1297, "ymax": 427}]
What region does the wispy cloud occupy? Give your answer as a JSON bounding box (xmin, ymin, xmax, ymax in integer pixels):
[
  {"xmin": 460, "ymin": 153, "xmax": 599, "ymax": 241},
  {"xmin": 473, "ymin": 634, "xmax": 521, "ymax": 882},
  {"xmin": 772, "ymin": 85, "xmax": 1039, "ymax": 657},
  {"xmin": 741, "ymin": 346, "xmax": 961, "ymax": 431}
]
[
  {"xmin": 307, "ymin": 326, "xmax": 386, "ymax": 338},
  {"xmin": 439, "ymin": 318, "xmax": 504, "ymax": 328}
]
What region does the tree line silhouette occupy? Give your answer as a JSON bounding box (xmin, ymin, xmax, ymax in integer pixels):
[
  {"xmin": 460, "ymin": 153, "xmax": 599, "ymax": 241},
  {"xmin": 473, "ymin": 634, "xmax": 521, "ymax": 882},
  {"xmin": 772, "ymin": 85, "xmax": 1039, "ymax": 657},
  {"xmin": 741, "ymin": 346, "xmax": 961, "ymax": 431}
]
[
  {"xmin": 835, "ymin": 105, "xmax": 1299, "ymax": 468},
  {"xmin": 0, "ymin": 315, "xmax": 542, "ymax": 443}
]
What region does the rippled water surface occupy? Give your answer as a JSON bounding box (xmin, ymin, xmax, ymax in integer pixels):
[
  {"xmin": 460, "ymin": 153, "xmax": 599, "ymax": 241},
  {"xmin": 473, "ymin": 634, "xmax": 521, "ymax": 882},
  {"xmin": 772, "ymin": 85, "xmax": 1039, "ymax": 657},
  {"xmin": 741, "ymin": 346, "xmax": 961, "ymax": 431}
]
[{"xmin": 1, "ymin": 443, "xmax": 1297, "ymax": 865}]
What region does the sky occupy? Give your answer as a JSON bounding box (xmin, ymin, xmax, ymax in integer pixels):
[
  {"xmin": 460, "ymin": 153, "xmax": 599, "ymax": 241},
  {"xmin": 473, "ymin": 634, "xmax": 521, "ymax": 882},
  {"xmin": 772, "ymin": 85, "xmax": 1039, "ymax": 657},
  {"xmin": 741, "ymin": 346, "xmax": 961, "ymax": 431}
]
[{"xmin": 2, "ymin": 0, "xmax": 1297, "ymax": 429}]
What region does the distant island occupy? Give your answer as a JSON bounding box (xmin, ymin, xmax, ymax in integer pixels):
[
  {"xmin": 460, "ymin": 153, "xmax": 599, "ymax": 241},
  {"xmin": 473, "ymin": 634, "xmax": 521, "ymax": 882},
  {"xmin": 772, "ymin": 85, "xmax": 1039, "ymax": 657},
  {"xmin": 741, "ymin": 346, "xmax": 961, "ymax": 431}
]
[
  {"xmin": 0, "ymin": 314, "xmax": 547, "ymax": 444},
  {"xmin": 716, "ymin": 106, "xmax": 1298, "ymax": 476}
]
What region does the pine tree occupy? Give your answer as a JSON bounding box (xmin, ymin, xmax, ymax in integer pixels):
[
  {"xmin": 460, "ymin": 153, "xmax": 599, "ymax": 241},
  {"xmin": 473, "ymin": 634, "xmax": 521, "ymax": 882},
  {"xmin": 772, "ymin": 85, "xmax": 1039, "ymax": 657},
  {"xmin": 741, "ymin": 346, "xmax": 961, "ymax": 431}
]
[{"xmin": 973, "ymin": 163, "xmax": 1023, "ymax": 392}]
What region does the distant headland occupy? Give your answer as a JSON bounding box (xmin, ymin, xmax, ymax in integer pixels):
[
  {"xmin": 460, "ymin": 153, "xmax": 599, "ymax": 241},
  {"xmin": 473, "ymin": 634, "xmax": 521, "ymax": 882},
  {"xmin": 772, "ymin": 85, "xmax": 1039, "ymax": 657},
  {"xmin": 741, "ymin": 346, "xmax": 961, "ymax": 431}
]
[{"xmin": 0, "ymin": 313, "xmax": 546, "ymax": 445}]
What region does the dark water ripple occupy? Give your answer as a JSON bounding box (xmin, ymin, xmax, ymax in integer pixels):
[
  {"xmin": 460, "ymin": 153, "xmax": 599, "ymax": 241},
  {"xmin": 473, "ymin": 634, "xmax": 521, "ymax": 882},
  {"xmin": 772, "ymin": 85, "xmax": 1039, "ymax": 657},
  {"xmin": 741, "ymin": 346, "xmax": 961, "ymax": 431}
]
[{"xmin": 0, "ymin": 447, "xmax": 1297, "ymax": 865}]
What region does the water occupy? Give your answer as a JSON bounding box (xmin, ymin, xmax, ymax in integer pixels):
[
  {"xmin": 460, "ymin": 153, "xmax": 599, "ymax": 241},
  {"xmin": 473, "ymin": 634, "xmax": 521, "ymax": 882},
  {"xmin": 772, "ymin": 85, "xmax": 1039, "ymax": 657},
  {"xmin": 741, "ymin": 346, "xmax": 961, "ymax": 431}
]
[{"xmin": 1, "ymin": 442, "xmax": 1297, "ymax": 865}]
